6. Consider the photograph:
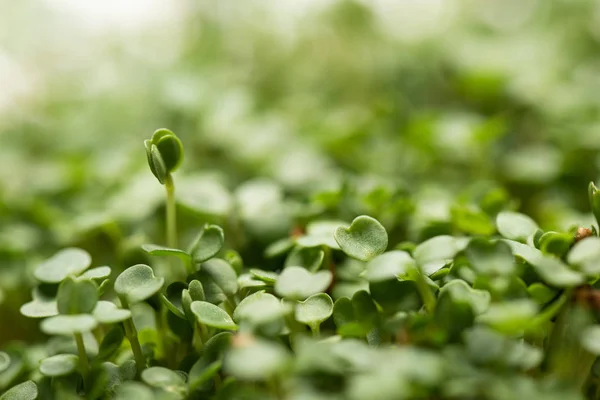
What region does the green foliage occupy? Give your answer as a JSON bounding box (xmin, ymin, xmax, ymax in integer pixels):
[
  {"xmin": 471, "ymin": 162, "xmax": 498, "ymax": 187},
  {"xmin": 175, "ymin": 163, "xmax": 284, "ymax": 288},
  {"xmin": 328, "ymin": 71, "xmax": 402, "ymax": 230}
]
[{"xmin": 7, "ymin": 1, "xmax": 600, "ymax": 398}]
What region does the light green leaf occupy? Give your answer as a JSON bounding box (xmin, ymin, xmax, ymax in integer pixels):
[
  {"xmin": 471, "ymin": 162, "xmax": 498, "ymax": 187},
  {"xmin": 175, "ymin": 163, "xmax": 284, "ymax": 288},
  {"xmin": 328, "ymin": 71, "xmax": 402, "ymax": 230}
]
[
  {"xmin": 39, "ymin": 354, "xmax": 78, "ymax": 377},
  {"xmin": 141, "ymin": 244, "xmax": 191, "ymax": 263},
  {"xmin": 41, "ymin": 314, "xmax": 98, "ymax": 335},
  {"xmin": 34, "ymin": 247, "xmax": 92, "ymax": 283},
  {"xmin": 234, "ymin": 291, "xmax": 291, "ymax": 325},
  {"xmin": 141, "ymin": 366, "xmax": 186, "ymax": 389},
  {"xmin": 274, "ymin": 266, "xmax": 333, "ymax": 301},
  {"xmin": 191, "ymin": 301, "xmax": 238, "ymax": 330},
  {"xmin": 0, "ymin": 352, "xmax": 9, "ymax": 374},
  {"xmin": 0, "ymin": 380, "xmax": 37, "ymax": 400},
  {"xmin": 285, "ymin": 246, "xmax": 325, "ymax": 272},
  {"xmin": 249, "ymin": 269, "xmax": 278, "ymax": 284},
  {"xmin": 57, "ymin": 276, "xmax": 98, "ymax": 315},
  {"xmin": 115, "ymin": 382, "xmax": 154, "ymax": 400},
  {"xmin": 189, "ymin": 224, "xmax": 225, "ymax": 263},
  {"xmin": 296, "ymin": 220, "xmax": 345, "ymax": 249},
  {"xmin": 414, "ymin": 236, "xmax": 469, "ymax": 275},
  {"xmin": 496, "ymin": 211, "xmax": 538, "ymax": 242},
  {"xmin": 114, "ymin": 264, "xmax": 164, "ymax": 304},
  {"xmin": 93, "ymin": 301, "xmax": 132, "ymax": 324},
  {"xmin": 198, "ymin": 258, "xmax": 238, "ymax": 303},
  {"xmin": 20, "ymin": 290, "xmax": 58, "ymax": 319},
  {"xmin": 477, "ymin": 299, "xmax": 538, "ymax": 334},
  {"xmin": 363, "ymin": 251, "xmax": 416, "ymax": 282},
  {"xmin": 224, "ymin": 338, "xmax": 291, "ymax": 381},
  {"xmin": 568, "ymin": 237, "xmax": 600, "ymax": 275},
  {"xmin": 82, "ymin": 266, "xmax": 112, "ymax": 280},
  {"xmin": 295, "ymin": 293, "xmax": 334, "ymax": 329},
  {"xmin": 334, "ymin": 215, "xmax": 388, "ymax": 262},
  {"xmin": 465, "ymin": 238, "xmax": 514, "ymax": 276},
  {"xmin": 581, "ymin": 325, "xmax": 600, "ymax": 355}
]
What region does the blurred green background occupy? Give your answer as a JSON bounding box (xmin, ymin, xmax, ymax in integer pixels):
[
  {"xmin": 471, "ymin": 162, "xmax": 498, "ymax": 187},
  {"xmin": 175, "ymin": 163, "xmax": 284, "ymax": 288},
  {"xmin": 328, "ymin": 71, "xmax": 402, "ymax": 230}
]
[{"xmin": 2, "ymin": 0, "xmax": 600, "ymax": 345}]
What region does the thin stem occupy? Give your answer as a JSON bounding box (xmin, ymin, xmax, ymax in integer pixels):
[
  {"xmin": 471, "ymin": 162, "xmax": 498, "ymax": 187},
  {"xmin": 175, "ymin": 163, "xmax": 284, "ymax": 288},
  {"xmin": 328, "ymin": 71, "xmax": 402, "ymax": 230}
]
[
  {"xmin": 121, "ymin": 309, "xmax": 146, "ymax": 374},
  {"xmin": 74, "ymin": 333, "xmax": 89, "ymax": 390},
  {"xmin": 165, "ymin": 174, "xmax": 177, "ymax": 249},
  {"xmin": 415, "ymin": 266, "xmax": 436, "ymax": 313},
  {"xmin": 310, "ymin": 323, "xmax": 321, "ymax": 338}
]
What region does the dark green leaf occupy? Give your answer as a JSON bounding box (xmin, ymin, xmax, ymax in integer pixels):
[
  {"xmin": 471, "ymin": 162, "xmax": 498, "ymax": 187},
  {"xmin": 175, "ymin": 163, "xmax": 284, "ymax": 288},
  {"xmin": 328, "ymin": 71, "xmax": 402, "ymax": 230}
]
[
  {"xmin": 189, "ymin": 224, "xmax": 225, "ymax": 264},
  {"xmin": 57, "ymin": 276, "xmax": 98, "ymax": 315}
]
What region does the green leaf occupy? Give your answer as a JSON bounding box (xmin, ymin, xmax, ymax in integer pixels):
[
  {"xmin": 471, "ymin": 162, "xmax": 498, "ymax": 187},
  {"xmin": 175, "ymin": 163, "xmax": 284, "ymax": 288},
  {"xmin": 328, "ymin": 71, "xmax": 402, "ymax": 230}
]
[
  {"xmin": 451, "ymin": 205, "xmax": 495, "ymax": 236},
  {"xmin": 141, "ymin": 244, "xmax": 191, "ymax": 263},
  {"xmin": 0, "ymin": 353, "xmax": 9, "ymax": 374},
  {"xmin": 57, "ymin": 276, "xmax": 98, "ymax": 315},
  {"xmin": 496, "ymin": 211, "xmax": 539, "ymax": 242},
  {"xmin": 152, "ymin": 128, "xmax": 184, "ymax": 174},
  {"xmin": 581, "ymin": 325, "xmax": 600, "ymax": 355},
  {"xmin": 189, "ymin": 224, "xmax": 225, "ymax": 263},
  {"xmin": 568, "ymin": 237, "xmax": 600, "ymax": 275},
  {"xmin": 527, "ymin": 283, "xmax": 557, "ymax": 305},
  {"xmin": 92, "ymin": 301, "xmax": 132, "ymax": 324},
  {"xmin": 249, "ymin": 269, "xmax": 278, "ymax": 284},
  {"xmin": 182, "ymin": 280, "xmax": 205, "ymax": 323},
  {"xmin": 0, "ymin": 380, "xmax": 37, "ymax": 400},
  {"xmin": 439, "ymin": 280, "xmax": 490, "ymax": 315},
  {"xmin": 114, "ymin": 264, "xmax": 164, "ymax": 304},
  {"xmin": 414, "ymin": 236, "xmax": 469, "ymax": 275},
  {"xmin": 141, "ymin": 366, "xmax": 186, "ymax": 390},
  {"xmin": 264, "ymin": 237, "xmax": 295, "ymax": 258},
  {"xmin": 477, "ymin": 299, "xmax": 538, "ymax": 334},
  {"xmin": 363, "ymin": 251, "xmax": 416, "ymax": 282},
  {"xmin": 538, "ymin": 232, "xmax": 574, "ymax": 258},
  {"xmin": 198, "ymin": 259, "xmax": 238, "ymax": 304},
  {"xmin": 97, "ymin": 326, "xmax": 125, "ymax": 360},
  {"xmin": 274, "ymin": 266, "xmax": 333, "ymax": 301},
  {"xmin": 296, "ymin": 220, "xmax": 344, "ymax": 249},
  {"xmin": 234, "ymin": 291, "xmax": 291, "ymax": 325},
  {"xmin": 160, "ymin": 281, "xmax": 187, "ymax": 319},
  {"xmin": 41, "ymin": 314, "xmax": 98, "ymax": 335},
  {"xmin": 39, "ymin": 354, "xmax": 78, "ymax": 377},
  {"xmin": 115, "ymin": 382, "xmax": 154, "ymax": 400},
  {"xmin": 189, "ymin": 360, "xmax": 222, "ymax": 391},
  {"xmin": 81, "ymin": 266, "xmax": 111, "ymax": 280},
  {"xmin": 465, "ymin": 238, "xmax": 514, "ymax": 276},
  {"xmin": 334, "ymin": 215, "xmax": 388, "ymax": 262},
  {"xmin": 295, "ymin": 293, "xmax": 334, "ymax": 330},
  {"xmin": 224, "ymin": 337, "xmax": 290, "ymax": 381},
  {"xmin": 503, "ymin": 240, "xmax": 584, "ymax": 287},
  {"xmin": 34, "ymin": 247, "xmax": 92, "ymax": 283},
  {"xmin": 285, "ymin": 246, "xmax": 325, "ymax": 272},
  {"xmin": 191, "ymin": 301, "xmax": 238, "ymax": 330},
  {"xmin": 20, "ymin": 289, "xmax": 58, "ymax": 318}
]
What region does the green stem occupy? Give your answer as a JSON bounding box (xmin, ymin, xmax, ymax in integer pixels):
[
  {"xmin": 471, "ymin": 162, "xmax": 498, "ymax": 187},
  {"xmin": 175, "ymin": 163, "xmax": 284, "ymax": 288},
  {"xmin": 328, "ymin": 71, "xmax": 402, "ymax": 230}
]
[
  {"xmin": 123, "ymin": 317, "xmax": 146, "ymax": 374},
  {"xmin": 74, "ymin": 333, "xmax": 89, "ymax": 390},
  {"xmin": 415, "ymin": 266, "xmax": 436, "ymax": 313},
  {"xmin": 165, "ymin": 174, "xmax": 177, "ymax": 250},
  {"xmin": 310, "ymin": 323, "xmax": 321, "ymax": 338}
]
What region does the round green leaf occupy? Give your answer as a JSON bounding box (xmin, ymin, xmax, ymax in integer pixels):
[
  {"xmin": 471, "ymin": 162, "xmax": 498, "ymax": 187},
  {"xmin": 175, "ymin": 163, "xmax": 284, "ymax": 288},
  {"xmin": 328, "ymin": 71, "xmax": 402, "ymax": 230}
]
[
  {"xmin": 568, "ymin": 237, "xmax": 600, "ymax": 275},
  {"xmin": 20, "ymin": 291, "xmax": 58, "ymax": 319},
  {"xmin": 295, "ymin": 293, "xmax": 334, "ymax": 329},
  {"xmin": 414, "ymin": 236, "xmax": 469, "ymax": 275},
  {"xmin": 141, "ymin": 244, "xmax": 191, "ymax": 263},
  {"xmin": 141, "ymin": 366, "xmax": 186, "ymax": 389},
  {"xmin": 160, "ymin": 281, "xmax": 188, "ymax": 319},
  {"xmin": 364, "ymin": 251, "xmax": 416, "ymax": 282},
  {"xmin": 234, "ymin": 291, "xmax": 291, "ymax": 325},
  {"xmin": 438, "ymin": 279, "xmax": 490, "ymax": 315},
  {"xmin": 496, "ymin": 211, "xmax": 538, "ymax": 242},
  {"xmin": 581, "ymin": 325, "xmax": 600, "ymax": 355},
  {"xmin": 189, "ymin": 224, "xmax": 225, "ymax": 263},
  {"xmin": 198, "ymin": 258, "xmax": 238, "ymax": 303},
  {"xmin": 296, "ymin": 220, "xmax": 344, "ymax": 249},
  {"xmin": 274, "ymin": 266, "xmax": 333, "ymax": 301},
  {"xmin": 34, "ymin": 247, "xmax": 92, "ymax": 283},
  {"xmin": 41, "ymin": 314, "xmax": 98, "ymax": 335},
  {"xmin": 0, "ymin": 380, "xmax": 37, "ymax": 400},
  {"xmin": 115, "ymin": 382, "xmax": 154, "ymax": 400},
  {"xmin": 93, "ymin": 301, "xmax": 132, "ymax": 324},
  {"xmin": 114, "ymin": 264, "xmax": 164, "ymax": 304},
  {"xmin": 152, "ymin": 128, "xmax": 184, "ymax": 174},
  {"xmin": 191, "ymin": 301, "xmax": 238, "ymax": 330},
  {"xmin": 57, "ymin": 276, "xmax": 98, "ymax": 315},
  {"xmin": 224, "ymin": 338, "xmax": 290, "ymax": 381},
  {"xmin": 538, "ymin": 232, "xmax": 573, "ymax": 258},
  {"xmin": 82, "ymin": 266, "xmax": 112, "ymax": 280},
  {"xmin": 334, "ymin": 215, "xmax": 388, "ymax": 262},
  {"xmin": 527, "ymin": 283, "xmax": 557, "ymax": 305},
  {"xmin": 39, "ymin": 354, "xmax": 78, "ymax": 377},
  {"xmin": 0, "ymin": 352, "xmax": 9, "ymax": 374}
]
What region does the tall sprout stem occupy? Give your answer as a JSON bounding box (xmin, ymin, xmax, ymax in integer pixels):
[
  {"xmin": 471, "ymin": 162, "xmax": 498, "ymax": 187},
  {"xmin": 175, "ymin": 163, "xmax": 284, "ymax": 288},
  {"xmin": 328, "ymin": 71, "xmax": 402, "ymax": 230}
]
[
  {"xmin": 165, "ymin": 175, "xmax": 177, "ymax": 249},
  {"xmin": 74, "ymin": 333, "xmax": 89, "ymax": 390},
  {"xmin": 123, "ymin": 318, "xmax": 146, "ymax": 374}
]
